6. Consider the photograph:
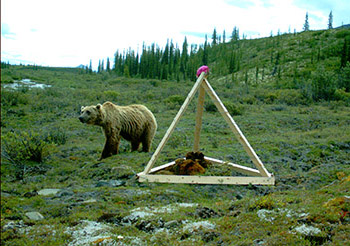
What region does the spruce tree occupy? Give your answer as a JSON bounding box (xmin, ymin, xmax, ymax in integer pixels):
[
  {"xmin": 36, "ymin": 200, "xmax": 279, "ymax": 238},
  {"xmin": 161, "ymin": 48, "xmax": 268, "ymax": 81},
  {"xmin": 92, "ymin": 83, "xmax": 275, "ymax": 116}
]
[
  {"xmin": 303, "ymin": 12, "xmax": 310, "ymax": 31},
  {"xmin": 106, "ymin": 58, "xmax": 110, "ymax": 72},
  {"xmin": 169, "ymin": 40, "xmax": 174, "ymax": 76},
  {"xmin": 328, "ymin": 11, "xmax": 333, "ymax": 29},
  {"xmin": 180, "ymin": 37, "xmax": 188, "ymax": 79},
  {"xmin": 203, "ymin": 35, "xmax": 209, "ymax": 65},
  {"xmin": 212, "ymin": 28, "xmax": 217, "ymax": 45},
  {"xmin": 162, "ymin": 39, "xmax": 169, "ymax": 65},
  {"xmin": 231, "ymin": 26, "xmax": 239, "ymax": 42},
  {"xmin": 98, "ymin": 60, "xmax": 101, "ymax": 73},
  {"xmin": 89, "ymin": 60, "xmax": 93, "ymax": 74}
]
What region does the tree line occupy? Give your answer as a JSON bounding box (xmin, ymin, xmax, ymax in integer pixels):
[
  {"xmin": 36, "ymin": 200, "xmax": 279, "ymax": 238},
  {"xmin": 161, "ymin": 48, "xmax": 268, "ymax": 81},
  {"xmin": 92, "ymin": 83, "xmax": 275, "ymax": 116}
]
[
  {"xmin": 87, "ymin": 10, "xmax": 338, "ymax": 79},
  {"xmin": 87, "ymin": 26, "xmax": 242, "ymax": 81}
]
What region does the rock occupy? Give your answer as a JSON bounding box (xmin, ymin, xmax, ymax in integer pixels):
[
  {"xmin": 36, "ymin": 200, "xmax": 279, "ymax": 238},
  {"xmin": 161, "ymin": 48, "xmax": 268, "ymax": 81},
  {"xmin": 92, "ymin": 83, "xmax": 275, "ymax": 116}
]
[
  {"xmin": 293, "ymin": 224, "xmax": 328, "ymax": 245},
  {"xmin": 294, "ymin": 224, "xmax": 321, "ymax": 235},
  {"xmin": 80, "ymin": 199, "xmax": 97, "ymax": 204},
  {"xmin": 25, "ymin": 212, "xmax": 44, "ymax": 221},
  {"xmin": 65, "ymin": 220, "xmax": 114, "ymax": 246},
  {"xmin": 253, "ymin": 239, "xmax": 265, "ymax": 245},
  {"xmin": 95, "ymin": 181, "xmax": 110, "ymax": 187},
  {"xmin": 56, "ymin": 190, "xmax": 75, "ymax": 198},
  {"xmin": 257, "ymin": 209, "xmax": 275, "ymax": 222},
  {"xmin": 38, "ymin": 189, "xmax": 61, "ymax": 196},
  {"xmin": 183, "ymin": 221, "xmax": 216, "ymax": 233},
  {"xmin": 109, "ymin": 180, "xmax": 125, "ymax": 187},
  {"xmin": 3, "ymin": 220, "xmax": 26, "ymax": 231},
  {"xmin": 95, "ymin": 180, "xmax": 125, "ymax": 188}
]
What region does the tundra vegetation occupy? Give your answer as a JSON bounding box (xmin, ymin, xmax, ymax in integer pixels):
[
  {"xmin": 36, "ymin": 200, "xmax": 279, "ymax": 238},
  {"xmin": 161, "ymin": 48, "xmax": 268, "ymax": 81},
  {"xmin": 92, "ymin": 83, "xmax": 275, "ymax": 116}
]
[{"xmin": 1, "ymin": 27, "xmax": 350, "ymax": 245}]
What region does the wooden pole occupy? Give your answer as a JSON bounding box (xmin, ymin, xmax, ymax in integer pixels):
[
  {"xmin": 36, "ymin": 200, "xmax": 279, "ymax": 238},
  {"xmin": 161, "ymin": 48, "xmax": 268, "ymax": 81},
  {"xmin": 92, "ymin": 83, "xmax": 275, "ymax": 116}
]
[
  {"xmin": 201, "ymin": 78, "xmax": 271, "ymax": 177},
  {"xmin": 141, "ymin": 72, "xmax": 206, "ymax": 175},
  {"xmin": 193, "ymin": 84, "xmax": 205, "ymax": 152}
]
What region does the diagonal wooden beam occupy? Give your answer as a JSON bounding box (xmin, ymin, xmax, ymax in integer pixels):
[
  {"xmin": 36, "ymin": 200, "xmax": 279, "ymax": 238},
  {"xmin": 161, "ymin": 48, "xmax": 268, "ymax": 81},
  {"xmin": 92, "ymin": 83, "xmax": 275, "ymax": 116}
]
[
  {"xmin": 204, "ymin": 157, "xmax": 261, "ymax": 176},
  {"xmin": 141, "ymin": 72, "xmax": 207, "ymax": 175},
  {"xmin": 201, "ymin": 78, "xmax": 271, "ymax": 177}
]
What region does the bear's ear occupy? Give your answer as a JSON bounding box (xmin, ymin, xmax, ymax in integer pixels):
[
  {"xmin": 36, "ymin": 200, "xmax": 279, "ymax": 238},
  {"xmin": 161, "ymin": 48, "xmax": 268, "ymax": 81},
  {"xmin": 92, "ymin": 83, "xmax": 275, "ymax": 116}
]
[{"xmin": 96, "ymin": 104, "xmax": 102, "ymax": 110}]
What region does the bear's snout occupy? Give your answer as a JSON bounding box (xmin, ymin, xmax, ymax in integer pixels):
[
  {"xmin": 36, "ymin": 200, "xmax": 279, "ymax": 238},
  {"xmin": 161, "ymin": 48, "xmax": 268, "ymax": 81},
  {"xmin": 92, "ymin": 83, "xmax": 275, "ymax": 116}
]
[{"xmin": 79, "ymin": 116, "xmax": 85, "ymax": 123}]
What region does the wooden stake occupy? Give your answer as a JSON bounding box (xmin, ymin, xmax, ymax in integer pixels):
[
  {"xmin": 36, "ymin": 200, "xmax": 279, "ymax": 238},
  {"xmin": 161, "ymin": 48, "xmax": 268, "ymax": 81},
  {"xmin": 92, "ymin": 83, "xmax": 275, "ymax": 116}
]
[{"xmin": 193, "ymin": 84, "xmax": 205, "ymax": 152}]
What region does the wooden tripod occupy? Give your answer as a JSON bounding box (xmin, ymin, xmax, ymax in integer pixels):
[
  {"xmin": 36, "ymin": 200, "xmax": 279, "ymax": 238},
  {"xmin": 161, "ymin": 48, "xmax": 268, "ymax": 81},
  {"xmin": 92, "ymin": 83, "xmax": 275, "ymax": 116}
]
[{"xmin": 137, "ymin": 72, "xmax": 275, "ymax": 185}]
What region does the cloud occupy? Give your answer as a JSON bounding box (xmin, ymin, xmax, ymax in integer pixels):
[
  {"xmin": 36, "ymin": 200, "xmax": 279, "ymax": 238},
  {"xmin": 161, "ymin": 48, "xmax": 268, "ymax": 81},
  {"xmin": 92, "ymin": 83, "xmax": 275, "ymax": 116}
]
[
  {"xmin": 1, "ymin": 0, "xmax": 350, "ymax": 68},
  {"xmin": 224, "ymin": 0, "xmax": 255, "ymax": 8}
]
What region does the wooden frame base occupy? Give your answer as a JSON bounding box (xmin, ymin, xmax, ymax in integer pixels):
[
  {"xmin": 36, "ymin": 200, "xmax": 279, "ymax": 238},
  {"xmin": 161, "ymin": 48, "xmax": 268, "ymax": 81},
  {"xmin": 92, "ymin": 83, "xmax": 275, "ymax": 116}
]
[
  {"xmin": 137, "ymin": 157, "xmax": 275, "ymax": 185},
  {"xmin": 137, "ymin": 72, "xmax": 275, "ymax": 185},
  {"xmin": 138, "ymin": 174, "xmax": 275, "ymax": 185}
]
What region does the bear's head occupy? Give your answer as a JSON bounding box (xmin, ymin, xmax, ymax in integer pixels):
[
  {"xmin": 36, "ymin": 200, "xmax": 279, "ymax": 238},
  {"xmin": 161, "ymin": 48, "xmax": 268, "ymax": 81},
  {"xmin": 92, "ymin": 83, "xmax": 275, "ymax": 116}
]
[{"xmin": 79, "ymin": 104, "xmax": 104, "ymax": 125}]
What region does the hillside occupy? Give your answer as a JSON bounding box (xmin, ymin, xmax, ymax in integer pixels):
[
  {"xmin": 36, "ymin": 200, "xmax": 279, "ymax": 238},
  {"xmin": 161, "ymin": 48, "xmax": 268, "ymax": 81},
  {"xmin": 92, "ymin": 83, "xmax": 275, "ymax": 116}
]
[{"xmin": 1, "ymin": 28, "xmax": 350, "ymax": 245}]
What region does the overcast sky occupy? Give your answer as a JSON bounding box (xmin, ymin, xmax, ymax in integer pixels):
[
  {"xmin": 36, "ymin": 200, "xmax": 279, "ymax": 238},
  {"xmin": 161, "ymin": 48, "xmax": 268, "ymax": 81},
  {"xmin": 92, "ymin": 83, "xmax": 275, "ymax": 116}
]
[{"xmin": 1, "ymin": 0, "xmax": 349, "ymax": 69}]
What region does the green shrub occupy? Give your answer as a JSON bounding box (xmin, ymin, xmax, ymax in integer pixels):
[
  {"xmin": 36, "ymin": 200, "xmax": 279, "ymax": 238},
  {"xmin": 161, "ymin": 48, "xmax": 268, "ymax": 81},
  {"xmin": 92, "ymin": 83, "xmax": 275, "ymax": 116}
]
[
  {"xmin": 103, "ymin": 90, "xmax": 120, "ymax": 101},
  {"xmin": 1, "ymin": 91, "xmax": 29, "ymax": 106},
  {"xmin": 223, "ymin": 101, "xmax": 243, "ymax": 116},
  {"xmin": 204, "ymin": 101, "xmax": 217, "ymax": 112},
  {"xmin": 264, "ymin": 92, "xmax": 278, "ymax": 104},
  {"xmin": 311, "ymin": 66, "xmax": 336, "ymax": 101},
  {"xmin": 277, "ymin": 89, "xmax": 310, "ymax": 105},
  {"xmin": 1, "ymin": 130, "xmax": 52, "ymax": 164},
  {"xmin": 165, "ymin": 95, "xmax": 185, "ymax": 105},
  {"xmin": 44, "ymin": 127, "xmax": 68, "ymax": 145},
  {"xmin": 242, "ymin": 95, "xmax": 257, "ymax": 105},
  {"xmin": 335, "ymin": 29, "xmax": 350, "ymax": 39},
  {"xmin": 338, "ymin": 63, "xmax": 350, "ymax": 92},
  {"xmin": 205, "ymin": 101, "xmax": 243, "ymax": 116},
  {"xmin": 334, "ymin": 88, "xmax": 350, "ymax": 102},
  {"xmin": 249, "ymin": 195, "xmax": 276, "ymax": 210}
]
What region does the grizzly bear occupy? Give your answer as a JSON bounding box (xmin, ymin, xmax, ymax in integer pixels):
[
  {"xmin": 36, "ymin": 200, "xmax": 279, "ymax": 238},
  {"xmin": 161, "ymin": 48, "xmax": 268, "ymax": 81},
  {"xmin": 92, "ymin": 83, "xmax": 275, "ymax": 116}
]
[{"xmin": 79, "ymin": 101, "xmax": 157, "ymax": 160}]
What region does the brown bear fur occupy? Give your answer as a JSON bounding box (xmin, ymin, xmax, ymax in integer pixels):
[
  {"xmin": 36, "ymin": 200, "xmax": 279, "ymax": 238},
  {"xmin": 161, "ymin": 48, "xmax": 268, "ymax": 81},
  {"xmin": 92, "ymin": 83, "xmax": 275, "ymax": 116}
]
[
  {"xmin": 157, "ymin": 151, "xmax": 211, "ymax": 175},
  {"xmin": 79, "ymin": 101, "xmax": 157, "ymax": 160}
]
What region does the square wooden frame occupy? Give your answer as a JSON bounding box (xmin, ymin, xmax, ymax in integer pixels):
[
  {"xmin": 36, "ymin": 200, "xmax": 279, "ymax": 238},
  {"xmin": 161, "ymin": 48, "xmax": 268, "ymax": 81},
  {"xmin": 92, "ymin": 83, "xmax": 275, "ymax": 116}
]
[{"xmin": 137, "ymin": 72, "xmax": 275, "ymax": 185}]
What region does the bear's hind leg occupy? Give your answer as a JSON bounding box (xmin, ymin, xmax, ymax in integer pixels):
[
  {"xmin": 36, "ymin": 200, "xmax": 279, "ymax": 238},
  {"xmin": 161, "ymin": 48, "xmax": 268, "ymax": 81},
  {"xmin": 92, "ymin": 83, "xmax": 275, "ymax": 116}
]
[
  {"xmin": 141, "ymin": 127, "xmax": 155, "ymax": 152},
  {"xmin": 141, "ymin": 138, "xmax": 151, "ymax": 152}
]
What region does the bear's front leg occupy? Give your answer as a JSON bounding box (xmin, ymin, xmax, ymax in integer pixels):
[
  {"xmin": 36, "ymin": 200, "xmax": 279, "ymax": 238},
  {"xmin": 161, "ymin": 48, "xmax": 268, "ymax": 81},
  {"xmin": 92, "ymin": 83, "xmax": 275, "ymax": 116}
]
[{"xmin": 100, "ymin": 136, "xmax": 120, "ymax": 160}]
